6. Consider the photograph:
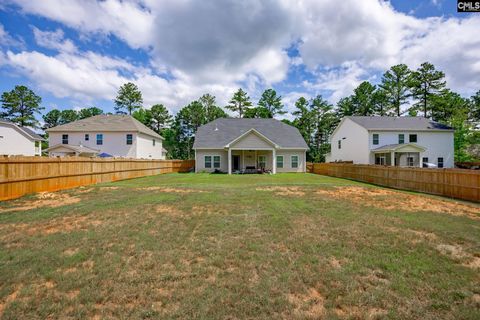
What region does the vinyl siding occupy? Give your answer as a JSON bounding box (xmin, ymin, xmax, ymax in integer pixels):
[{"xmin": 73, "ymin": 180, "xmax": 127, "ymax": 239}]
[
  {"xmin": 276, "ymin": 150, "xmax": 306, "ymax": 173},
  {"xmin": 0, "ymin": 124, "xmax": 37, "ymax": 156},
  {"xmin": 229, "ymin": 131, "xmax": 274, "ymax": 149},
  {"xmin": 195, "ymin": 149, "xmax": 228, "ymax": 173}
]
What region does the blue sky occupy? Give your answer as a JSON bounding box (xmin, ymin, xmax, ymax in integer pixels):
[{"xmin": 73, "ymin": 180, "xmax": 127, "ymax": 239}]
[{"xmin": 0, "ymin": 0, "xmax": 479, "ymax": 120}]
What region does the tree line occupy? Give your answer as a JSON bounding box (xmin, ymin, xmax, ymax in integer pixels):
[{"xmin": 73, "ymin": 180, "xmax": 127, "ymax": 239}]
[{"xmin": 1, "ymin": 61, "xmax": 479, "ymax": 161}]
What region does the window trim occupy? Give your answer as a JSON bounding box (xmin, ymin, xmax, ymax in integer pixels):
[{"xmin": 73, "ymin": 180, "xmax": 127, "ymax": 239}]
[
  {"xmin": 276, "ymin": 155, "xmax": 284, "ymax": 168},
  {"xmin": 62, "ymin": 134, "xmax": 68, "ymax": 145},
  {"xmin": 373, "ymin": 133, "xmax": 379, "ymax": 145},
  {"xmin": 126, "ymin": 134, "xmax": 133, "ymax": 145},
  {"xmin": 204, "ymin": 155, "xmax": 212, "ymax": 168},
  {"xmin": 96, "ymin": 133, "xmax": 103, "ymax": 145},
  {"xmin": 409, "ymin": 134, "xmax": 417, "ymax": 143},
  {"xmin": 398, "ymin": 134, "xmax": 404, "ymax": 144},
  {"xmin": 213, "ymin": 155, "xmax": 221, "ymax": 168},
  {"xmin": 291, "ymin": 155, "xmax": 299, "ymax": 168}
]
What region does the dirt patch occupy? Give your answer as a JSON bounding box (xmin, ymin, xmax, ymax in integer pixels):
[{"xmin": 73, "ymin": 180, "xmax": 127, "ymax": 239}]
[
  {"xmin": 256, "ymin": 186, "xmax": 305, "ymax": 196},
  {"xmin": 287, "ymin": 287, "xmax": 325, "ymax": 318},
  {"xmin": 315, "ymin": 186, "xmax": 480, "ymax": 219},
  {"xmin": 0, "ymin": 215, "xmax": 104, "ymax": 240},
  {"xmin": 436, "ymin": 244, "xmax": 480, "ymax": 269},
  {"xmin": 334, "ymin": 305, "xmax": 387, "ymax": 319},
  {"xmin": 0, "ymin": 285, "xmax": 23, "ymax": 317},
  {"xmin": 0, "ymin": 192, "xmax": 80, "ymax": 213},
  {"xmin": 472, "ymin": 294, "xmax": 480, "ymax": 307},
  {"xmin": 155, "ymin": 205, "xmax": 183, "ymax": 217},
  {"xmin": 66, "ymin": 289, "xmax": 80, "ymax": 300},
  {"xmin": 99, "ymin": 186, "xmax": 119, "ymax": 191},
  {"xmin": 329, "ymin": 257, "xmax": 348, "ymax": 269},
  {"xmin": 385, "ymin": 227, "xmax": 438, "ymax": 244},
  {"xmin": 136, "ymin": 187, "xmax": 204, "ymax": 193},
  {"xmin": 357, "ymin": 269, "xmax": 390, "ymax": 290}
]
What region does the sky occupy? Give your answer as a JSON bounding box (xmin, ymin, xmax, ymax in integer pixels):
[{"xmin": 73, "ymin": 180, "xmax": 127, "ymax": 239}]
[{"xmin": 0, "ymin": 0, "xmax": 479, "ymax": 118}]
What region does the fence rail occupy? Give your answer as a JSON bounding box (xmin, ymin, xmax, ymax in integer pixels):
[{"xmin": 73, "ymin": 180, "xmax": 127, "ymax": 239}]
[
  {"xmin": 0, "ymin": 157, "xmax": 195, "ymax": 201},
  {"xmin": 308, "ymin": 163, "xmax": 480, "ymax": 203}
]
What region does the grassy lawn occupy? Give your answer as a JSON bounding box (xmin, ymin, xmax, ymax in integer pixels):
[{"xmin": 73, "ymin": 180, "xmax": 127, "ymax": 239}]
[{"xmin": 0, "ymin": 173, "xmax": 479, "ymax": 319}]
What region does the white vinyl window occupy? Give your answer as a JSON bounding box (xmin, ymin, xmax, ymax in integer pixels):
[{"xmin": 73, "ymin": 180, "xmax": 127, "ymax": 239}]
[
  {"xmin": 205, "ymin": 156, "xmax": 212, "ymax": 168},
  {"xmin": 62, "ymin": 134, "xmax": 68, "ymax": 144},
  {"xmin": 213, "ymin": 156, "xmax": 221, "ymax": 168},
  {"xmin": 276, "ymin": 155, "xmax": 284, "ymax": 168},
  {"xmin": 291, "ymin": 155, "xmax": 299, "ymax": 168}
]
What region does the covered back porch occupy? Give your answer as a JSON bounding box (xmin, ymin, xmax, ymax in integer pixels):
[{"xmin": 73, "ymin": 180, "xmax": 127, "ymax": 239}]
[
  {"xmin": 371, "ymin": 143, "xmax": 426, "ymax": 167},
  {"xmin": 228, "ymin": 148, "xmax": 277, "ymax": 174}
]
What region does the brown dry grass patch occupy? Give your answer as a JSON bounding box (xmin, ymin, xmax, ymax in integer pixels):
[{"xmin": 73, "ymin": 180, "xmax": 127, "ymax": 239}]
[
  {"xmin": 436, "ymin": 244, "xmax": 480, "ymax": 269},
  {"xmin": 256, "ymin": 186, "xmax": 305, "ymax": 196},
  {"xmin": 0, "ymin": 192, "xmax": 80, "ymax": 213},
  {"xmin": 136, "ymin": 187, "xmax": 205, "ymax": 193},
  {"xmin": 287, "ymin": 287, "xmax": 325, "ymax": 319},
  {"xmin": 0, "ymin": 215, "xmax": 104, "ymax": 241},
  {"xmin": 315, "ymin": 186, "xmax": 479, "ymax": 219},
  {"xmin": 0, "ymin": 285, "xmax": 23, "ymax": 317}
]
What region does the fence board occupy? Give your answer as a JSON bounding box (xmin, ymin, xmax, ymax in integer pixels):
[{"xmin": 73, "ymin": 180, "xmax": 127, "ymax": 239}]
[
  {"xmin": 307, "ymin": 162, "xmax": 480, "ymax": 203},
  {"xmin": 0, "ymin": 156, "xmax": 195, "ymax": 201}
]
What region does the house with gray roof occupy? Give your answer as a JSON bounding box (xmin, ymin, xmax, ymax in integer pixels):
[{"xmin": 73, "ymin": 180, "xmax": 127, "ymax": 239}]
[
  {"xmin": 46, "ymin": 115, "xmax": 166, "ymax": 159},
  {"xmin": 326, "ymin": 116, "xmax": 455, "ymax": 168},
  {"xmin": 0, "ymin": 119, "xmax": 44, "ymax": 156},
  {"xmin": 193, "ymin": 118, "xmax": 308, "ymax": 174}
]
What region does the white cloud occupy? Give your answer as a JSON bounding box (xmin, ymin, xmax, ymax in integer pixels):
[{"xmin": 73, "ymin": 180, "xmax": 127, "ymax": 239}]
[
  {"xmin": 33, "ymin": 27, "xmax": 77, "ymax": 53},
  {"xmin": 2, "ymin": 49, "xmax": 237, "ymax": 112},
  {"xmin": 0, "ymin": 23, "xmax": 24, "ymax": 48},
  {"xmin": 3, "ymin": 0, "xmax": 480, "ymax": 110},
  {"xmin": 9, "ymin": 0, "xmax": 155, "ymax": 48}
]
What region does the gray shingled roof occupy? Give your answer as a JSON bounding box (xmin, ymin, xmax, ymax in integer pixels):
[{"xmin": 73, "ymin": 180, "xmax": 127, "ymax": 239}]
[
  {"xmin": 0, "ymin": 119, "xmax": 44, "ymax": 140},
  {"xmin": 46, "ymin": 115, "xmax": 163, "ymax": 139},
  {"xmin": 193, "ymin": 118, "xmax": 308, "ymax": 149},
  {"xmin": 347, "ymin": 116, "xmax": 453, "ymax": 131}
]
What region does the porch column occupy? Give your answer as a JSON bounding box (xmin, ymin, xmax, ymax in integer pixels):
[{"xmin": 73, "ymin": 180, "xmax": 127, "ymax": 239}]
[
  {"xmin": 272, "ymin": 148, "xmax": 277, "ymax": 174},
  {"xmin": 228, "ymin": 148, "xmax": 232, "ymax": 174},
  {"xmin": 390, "ymin": 151, "xmax": 395, "ymax": 166}
]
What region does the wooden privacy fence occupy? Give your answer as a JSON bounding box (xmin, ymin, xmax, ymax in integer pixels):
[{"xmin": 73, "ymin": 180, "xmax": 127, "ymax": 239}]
[
  {"xmin": 0, "ymin": 157, "xmax": 195, "ymax": 201},
  {"xmin": 308, "ymin": 163, "xmax": 480, "ymax": 203}
]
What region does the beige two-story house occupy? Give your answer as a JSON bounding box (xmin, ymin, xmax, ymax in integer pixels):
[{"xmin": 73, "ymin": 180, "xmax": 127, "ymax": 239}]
[
  {"xmin": 46, "ymin": 115, "xmax": 166, "ymax": 159},
  {"xmin": 193, "ymin": 118, "xmax": 308, "ymax": 174}
]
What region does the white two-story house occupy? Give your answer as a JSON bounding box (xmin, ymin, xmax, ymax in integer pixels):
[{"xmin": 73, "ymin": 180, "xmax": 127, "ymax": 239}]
[
  {"xmin": 0, "ymin": 120, "xmax": 43, "ymax": 156},
  {"xmin": 326, "ymin": 116, "xmax": 454, "ymax": 168},
  {"xmin": 46, "ymin": 115, "xmax": 166, "ymax": 159}
]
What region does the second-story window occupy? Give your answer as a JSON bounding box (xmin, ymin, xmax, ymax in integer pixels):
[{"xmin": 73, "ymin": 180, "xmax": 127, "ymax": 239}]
[
  {"xmin": 85, "ymin": 134, "xmax": 89, "ymax": 141},
  {"xmin": 338, "ymin": 140, "xmax": 341, "ymax": 149},
  {"xmin": 409, "ymin": 134, "xmax": 417, "ymax": 143},
  {"xmin": 62, "ymin": 134, "xmax": 68, "ymax": 144},
  {"xmin": 153, "ymin": 139, "xmax": 156, "ymax": 146},
  {"xmin": 398, "ymin": 134, "xmax": 404, "ymax": 144},
  {"xmin": 96, "ymin": 134, "xmax": 103, "ymax": 145},
  {"xmin": 373, "ymin": 134, "xmax": 379, "ymax": 145},
  {"xmin": 126, "ymin": 134, "xmax": 133, "ymax": 145}
]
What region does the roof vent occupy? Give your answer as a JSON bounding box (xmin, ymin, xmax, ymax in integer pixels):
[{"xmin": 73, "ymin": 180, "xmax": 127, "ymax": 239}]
[{"xmin": 214, "ymin": 124, "xmax": 219, "ymax": 131}]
